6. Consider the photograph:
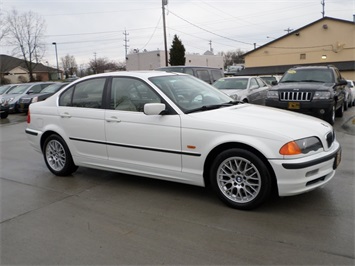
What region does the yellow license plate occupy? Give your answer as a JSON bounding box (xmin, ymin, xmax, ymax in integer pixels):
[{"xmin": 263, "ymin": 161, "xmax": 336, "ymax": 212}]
[{"xmin": 288, "ymin": 102, "xmax": 300, "ymax": 109}]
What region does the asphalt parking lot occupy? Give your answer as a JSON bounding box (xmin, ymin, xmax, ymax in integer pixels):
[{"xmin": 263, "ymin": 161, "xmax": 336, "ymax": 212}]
[{"xmin": 0, "ymin": 110, "xmax": 354, "ymax": 265}]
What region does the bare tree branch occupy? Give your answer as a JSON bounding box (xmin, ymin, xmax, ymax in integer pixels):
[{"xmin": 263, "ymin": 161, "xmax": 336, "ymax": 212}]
[{"xmin": 6, "ymin": 9, "xmax": 46, "ymax": 82}]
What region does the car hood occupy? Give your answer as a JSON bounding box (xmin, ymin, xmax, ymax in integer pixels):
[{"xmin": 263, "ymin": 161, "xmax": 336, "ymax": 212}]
[
  {"xmin": 185, "ymin": 104, "xmax": 331, "ymax": 142},
  {"xmin": 220, "ymin": 89, "xmax": 246, "ymax": 96},
  {"xmin": 272, "ymin": 82, "xmax": 334, "ymax": 90},
  {"xmin": 0, "ymin": 94, "xmax": 24, "ymax": 101}
]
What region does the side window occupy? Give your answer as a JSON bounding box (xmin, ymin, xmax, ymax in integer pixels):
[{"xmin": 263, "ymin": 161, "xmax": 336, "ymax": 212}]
[
  {"xmin": 250, "ymin": 78, "xmax": 259, "ymax": 89},
  {"xmin": 30, "ymin": 85, "xmax": 43, "ymax": 93},
  {"xmin": 256, "ymin": 78, "xmax": 267, "ymax": 87},
  {"xmin": 111, "ymin": 77, "xmax": 161, "ymax": 112},
  {"xmin": 184, "ymin": 68, "xmax": 194, "ymax": 76},
  {"xmin": 59, "ymin": 78, "xmax": 106, "ymax": 108},
  {"xmin": 211, "ymin": 70, "xmax": 223, "ymax": 83},
  {"xmin": 196, "ymin": 70, "xmax": 210, "ymax": 83}
]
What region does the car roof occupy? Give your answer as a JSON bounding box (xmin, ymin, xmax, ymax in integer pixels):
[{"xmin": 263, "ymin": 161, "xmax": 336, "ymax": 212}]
[
  {"xmin": 71, "ymin": 71, "xmax": 184, "ymax": 83},
  {"xmin": 220, "ymin": 76, "xmax": 254, "ymax": 79}
]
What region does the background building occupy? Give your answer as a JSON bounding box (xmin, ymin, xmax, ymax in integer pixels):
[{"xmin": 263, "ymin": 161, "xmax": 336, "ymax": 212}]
[
  {"xmin": 239, "ymin": 17, "xmax": 355, "ymax": 79},
  {"xmin": 0, "ymin": 54, "xmax": 61, "ymax": 84},
  {"xmin": 126, "ymin": 50, "xmax": 224, "ymax": 71}
]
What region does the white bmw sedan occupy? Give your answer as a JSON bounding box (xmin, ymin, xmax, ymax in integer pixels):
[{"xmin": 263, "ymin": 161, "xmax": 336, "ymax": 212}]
[{"xmin": 26, "ymin": 71, "xmax": 341, "ymax": 210}]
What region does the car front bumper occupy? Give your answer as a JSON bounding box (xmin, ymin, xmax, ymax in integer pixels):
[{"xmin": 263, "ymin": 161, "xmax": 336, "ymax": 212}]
[
  {"xmin": 269, "ymin": 142, "xmax": 341, "ymax": 196},
  {"xmin": 265, "ymin": 98, "xmax": 334, "ymax": 117}
]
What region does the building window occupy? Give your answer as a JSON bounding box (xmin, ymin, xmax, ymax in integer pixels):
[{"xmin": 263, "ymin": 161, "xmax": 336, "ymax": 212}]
[{"xmin": 300, "ymin": 54, "xmax": 306, "ymax": 60}]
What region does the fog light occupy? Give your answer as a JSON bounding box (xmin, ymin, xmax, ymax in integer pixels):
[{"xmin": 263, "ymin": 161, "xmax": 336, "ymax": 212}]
[{"xmin": 319, "ymin": 109, "xmax": 325, "ymax": 114}]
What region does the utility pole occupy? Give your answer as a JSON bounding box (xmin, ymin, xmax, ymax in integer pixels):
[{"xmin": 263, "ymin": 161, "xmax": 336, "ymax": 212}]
[
  {"xmin": 94, "ymin": 52, "xmax": 97, "ymax": 74},
  {"xmin": 209, "ymin": 40, "xmax": 213, "ymax": 53},
  {"xmin": 321, "ymin": 0, "xmax": 325, "ymax": 17},
  {"xmin": 162, "ymin": 0, "xmax": 168, "ymax": 66},
  {"xmin": 123, "ymin": 30, "xmax": 129, "ymax": 61}
]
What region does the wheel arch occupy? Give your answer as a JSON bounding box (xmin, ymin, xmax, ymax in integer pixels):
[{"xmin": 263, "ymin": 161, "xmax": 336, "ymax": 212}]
[
  {"xmin": 40, "ymin": 130, "xmax": 62, "ymax": 152},
  {"xmin": 203, "ymin": 142, "xmax": 278, "ymax": 195}
]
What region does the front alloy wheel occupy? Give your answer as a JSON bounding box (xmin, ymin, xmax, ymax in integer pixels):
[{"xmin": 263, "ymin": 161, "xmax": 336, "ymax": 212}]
[
  {"xmin": 210, "ymin": 149, "xmax": 272, "ymax": 210},
  {"xmin": 43, "ymin": 135, "xmax": 78, "ymax": 176}
]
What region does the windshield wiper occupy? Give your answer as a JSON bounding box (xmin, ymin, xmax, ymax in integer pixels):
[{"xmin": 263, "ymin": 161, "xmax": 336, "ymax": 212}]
[
  {"xmin": 301, "ymin": 80, "xmax": 323, "ymax": 83},
  {"xmin": 186, "ymin": 101, "xmax": 241, "ymax": 114}
]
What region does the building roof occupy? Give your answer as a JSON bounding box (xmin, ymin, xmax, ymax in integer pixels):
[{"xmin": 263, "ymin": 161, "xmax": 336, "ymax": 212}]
[
  {"xmin": 234, "ymin": 61, "xmax": 355, "ymax": 76},
  {"xmin": 0, "ymin": 54, "xmax": 58, "ymax": 73},
  {"xmin": 243, "ymin": 17, "xmax": 355, "ymax": 57}
]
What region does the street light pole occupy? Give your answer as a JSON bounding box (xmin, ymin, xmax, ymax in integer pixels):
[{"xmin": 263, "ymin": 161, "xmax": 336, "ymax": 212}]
[
  {"xmin": 162, "ymin": 0, "xmax": 168, "ymax": 66},
  {"xmin": 52, "ymin": 42, "xmax": 60, "ymax": 80}
]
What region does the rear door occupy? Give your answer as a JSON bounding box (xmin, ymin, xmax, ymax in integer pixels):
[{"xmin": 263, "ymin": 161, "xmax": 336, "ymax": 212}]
[{"xmin": 58, "ymin": 77, "xmax": 108, "ymax": 160}]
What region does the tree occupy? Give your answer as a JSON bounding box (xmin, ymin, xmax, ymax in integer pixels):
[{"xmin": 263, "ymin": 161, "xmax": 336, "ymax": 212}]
[
  {"xmin": 88, "ymin": 57, "xmax": 125, "ymax": 74},
  {"xmin": 169, "ymin": 35, "xmax": 185, "ymax": 66},
  {"xmin": 6, "ymin": 9, "xmax": 46, "ymax": 82},
  {"xmin": 0, "ymin": 10, "xmax": 9, "ymax": 43},
  {"xmin": 219, "ymin": 49, "xmax": 245, "ymax": 69},
  {"xmin": 61, "ymin": 54, "xmax": 78, "ymax": 78}
]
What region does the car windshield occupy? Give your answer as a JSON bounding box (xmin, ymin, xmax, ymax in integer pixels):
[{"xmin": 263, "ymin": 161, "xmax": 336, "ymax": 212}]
[
  {"xmin": 213, "ymin": 78, "xmax": 248, "ymax": 90},
  {"xmin": 149, "ymin": 75, "xmax": 234, "ymax": 113},
  {"xmin": 6, "ymin": 84, "xmax": 31, "ymax": 94},
  {"xmin": 280, "ymin": 69, "xmax": 334, "ymax": 83},
  {"xmin": 41, "ymin": 83, "xmax": 67, "ymax": 93},
  {"xmin": 0, "ymin": 85, "xmax": 14, "ymax": 94}
]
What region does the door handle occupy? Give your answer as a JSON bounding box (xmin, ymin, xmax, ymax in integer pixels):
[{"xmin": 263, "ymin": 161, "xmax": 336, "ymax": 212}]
[
  {"xmin": 60, "ymin": 112, "xmax": 71, "ymax": 118},
  {"xmin": 106, "ymin": 116, "xmax": 121, "ymax": 123}
]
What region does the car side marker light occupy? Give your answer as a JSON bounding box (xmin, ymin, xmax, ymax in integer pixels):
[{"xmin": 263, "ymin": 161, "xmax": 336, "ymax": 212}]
[{"xmin": 187, "ymin": 145, "xmax": 196, "ymax": 149}]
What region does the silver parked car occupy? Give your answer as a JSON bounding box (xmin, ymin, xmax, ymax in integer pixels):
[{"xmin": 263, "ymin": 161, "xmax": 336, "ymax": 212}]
[{"xmin": 212, "ymin": 76, "xmax": 270, "ymax": 105}]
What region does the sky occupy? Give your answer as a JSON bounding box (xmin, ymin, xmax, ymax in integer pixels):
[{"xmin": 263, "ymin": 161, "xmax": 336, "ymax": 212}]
[{"xmin": 1, "ymin": 0, "xmax": 354, "ymax": 69}]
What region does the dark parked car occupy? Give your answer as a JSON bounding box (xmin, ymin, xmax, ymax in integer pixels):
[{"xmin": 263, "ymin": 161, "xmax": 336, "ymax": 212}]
[
  {"xmin": 156, "ymin": 66, "xmax": 224, "ymax": 84},
  {"xmin": 17, "ymin": 82, "xmax": 69, "ymax": 113},
  {"xmin": 265, "ymin": 65, "xmax": 347, "ymax": 125},
  {"xmin": 0, "ymin": 82, "xmax": 55, "ymax": 114}
]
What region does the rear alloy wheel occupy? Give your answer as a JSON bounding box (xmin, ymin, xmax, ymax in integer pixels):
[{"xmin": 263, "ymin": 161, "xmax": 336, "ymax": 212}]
[
  {"xmin": 210, "ymin": 148, "xmax": 272, "ymax": 210},
  {"xmin": 43, "ymin": 134, "xmax": 78, "ymax": 176}
]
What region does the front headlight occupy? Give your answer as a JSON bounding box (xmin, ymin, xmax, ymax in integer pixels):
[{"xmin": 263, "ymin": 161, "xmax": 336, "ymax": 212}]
[
  {"xmin": 267, "ymin": 91, "xmax": 279, "ymax": 98},
  {"xmin": 230, "ymin": 94, "xmax": 239, "ymax": 100},
  {"xmin": 8, "ymin": 97, "xmax": 15, "ymax": 103},
  {"xmin": 279, "ymin": 137, "xmax": 323, "ymax": 155},
  {"xmin": 313, "ymin": 91, "xmax": 331, "ymax": 99}
]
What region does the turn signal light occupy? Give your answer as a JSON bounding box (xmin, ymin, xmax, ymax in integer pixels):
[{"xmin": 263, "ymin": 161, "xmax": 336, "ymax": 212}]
[{"xmin": 279, "ymin": 141, "xmax": 302, "ymax": 155}]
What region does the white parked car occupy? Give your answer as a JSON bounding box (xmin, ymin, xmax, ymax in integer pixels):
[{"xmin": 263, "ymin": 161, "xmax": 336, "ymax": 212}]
[
  {"xmin": 26, "ymin": 71, "xmax": 341, "ymax": 210},
  {"xmin": 212, "ymin": 76, "xmax": 270, "ymax": 105},
  {"xmin": 346, "ymin": 80, "xmax": 355, "ymax": 106}
]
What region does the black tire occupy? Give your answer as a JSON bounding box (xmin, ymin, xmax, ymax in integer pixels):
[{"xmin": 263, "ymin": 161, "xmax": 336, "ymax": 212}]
[
  {"xmin": 209, "ymin": 148, "xmax": 272, "ymax": 210},
  {"xmin": 324, "ymin": 105, "xmax": 335, "ymax": 125},
  {"xmin": 43, "ymin": 134, "xmax": 78, "ymax": 176},
  {"xmin": 344, "ymin": 100, "xmax": 348, "ymax": 111},
  {"xmin": 335, "ymin": 102, "xmax": 344, "ymax": 117},
  {"xmin": 0, "ymin": 111, "xmax": 8, "ymax": 119}
]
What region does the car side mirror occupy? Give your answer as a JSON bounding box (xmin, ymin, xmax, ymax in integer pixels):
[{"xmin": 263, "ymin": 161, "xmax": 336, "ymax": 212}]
[
  {"xmin": 249, "ymin": 85, "xmax": 258, "ymax": 90},
  {"xmin": 144, "ymin": 103, "xmax": 166, "ymax": 115},
  {"xmin": 27, "ymin": 90, "xmax": 34, "ymax": 94},
  {"xmin": 271, "ymin": 81, "xmax": 278, "ymax": 85}
]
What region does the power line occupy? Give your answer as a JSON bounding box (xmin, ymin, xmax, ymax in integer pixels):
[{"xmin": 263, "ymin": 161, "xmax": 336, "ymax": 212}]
[{"xmin": 166, "ymin": 9, "xmax": 254, "ymax": 47}]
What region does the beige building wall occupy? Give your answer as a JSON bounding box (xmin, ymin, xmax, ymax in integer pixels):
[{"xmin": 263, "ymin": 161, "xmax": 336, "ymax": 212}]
[{"xmin": 244, "ymin": 17, "xmax": 355, "ymax": 79}]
